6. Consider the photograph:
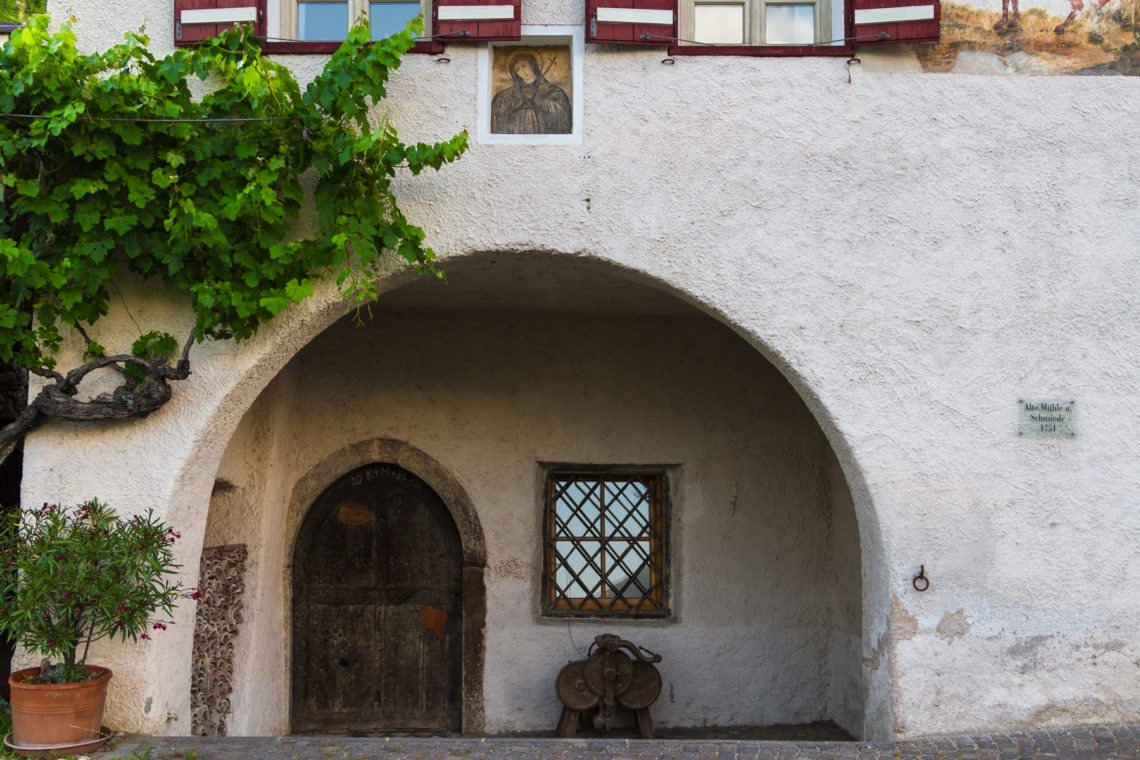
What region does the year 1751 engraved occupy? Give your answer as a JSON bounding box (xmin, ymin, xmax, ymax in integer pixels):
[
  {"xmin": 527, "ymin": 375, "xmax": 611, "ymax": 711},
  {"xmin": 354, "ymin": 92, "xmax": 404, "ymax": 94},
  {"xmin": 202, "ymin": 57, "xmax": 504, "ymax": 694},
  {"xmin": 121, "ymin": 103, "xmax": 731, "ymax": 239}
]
[{"xmin": 1018, "ymin": 399, "xmax": 1077, "ymax": 439}]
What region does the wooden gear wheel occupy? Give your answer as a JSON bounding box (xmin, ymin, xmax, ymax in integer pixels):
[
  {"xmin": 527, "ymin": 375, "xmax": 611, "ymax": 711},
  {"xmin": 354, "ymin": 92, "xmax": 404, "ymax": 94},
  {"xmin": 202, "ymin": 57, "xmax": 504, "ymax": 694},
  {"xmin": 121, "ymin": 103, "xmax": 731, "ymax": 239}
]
[
  {"xmin": 583, "ymin": 648, "xmax": 634, "ymax": 696},
  {"xmin": 555, "ymin": 661, "xmax": 600, "ymax": 711},
  {"xmin": 616, "ymin": 660, "xmax": 662, "ymax": 710}
]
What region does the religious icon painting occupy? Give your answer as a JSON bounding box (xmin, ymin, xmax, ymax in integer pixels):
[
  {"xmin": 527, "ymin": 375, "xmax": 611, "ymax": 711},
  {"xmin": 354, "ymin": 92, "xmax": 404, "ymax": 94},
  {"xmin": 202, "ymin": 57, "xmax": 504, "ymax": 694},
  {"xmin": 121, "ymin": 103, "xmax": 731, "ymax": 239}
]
[
  {"xmin": 478, "ymin": 27, "xmax": 583, "ymax": 144},
  {"xmin": 490, "ymin": 44, "xmax": 574, "ymax": 135}
]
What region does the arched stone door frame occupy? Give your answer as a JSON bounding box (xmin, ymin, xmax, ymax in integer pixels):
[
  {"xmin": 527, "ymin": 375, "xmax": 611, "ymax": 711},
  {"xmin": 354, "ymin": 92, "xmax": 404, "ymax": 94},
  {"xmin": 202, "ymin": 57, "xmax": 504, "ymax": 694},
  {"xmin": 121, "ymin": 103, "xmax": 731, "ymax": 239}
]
[{"xmin": 282, "ymin": 437, "xmax": 487, "ymax": 733}]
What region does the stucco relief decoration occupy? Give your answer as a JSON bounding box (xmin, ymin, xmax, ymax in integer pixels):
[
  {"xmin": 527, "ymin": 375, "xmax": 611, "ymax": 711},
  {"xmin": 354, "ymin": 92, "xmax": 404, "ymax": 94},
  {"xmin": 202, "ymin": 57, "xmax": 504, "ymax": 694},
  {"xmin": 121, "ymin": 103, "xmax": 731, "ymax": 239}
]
[
  {"xmin": 490, "ymin": 45, "xmax": 573, "ymax": 134},
  {"xmin": 917, "ymin": 0, "xmax": 1138, "ymax": 72},
  {"xmin": 191, "ymin": 544, "xmax": 249, "ymax": 737}
]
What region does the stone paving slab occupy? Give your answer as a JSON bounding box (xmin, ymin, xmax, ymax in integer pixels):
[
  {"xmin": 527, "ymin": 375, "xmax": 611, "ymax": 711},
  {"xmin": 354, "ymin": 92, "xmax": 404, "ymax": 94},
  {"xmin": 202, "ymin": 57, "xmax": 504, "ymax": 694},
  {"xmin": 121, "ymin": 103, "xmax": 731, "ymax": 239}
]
[{"xmin": 93, "ymin": 725, "xmax": 1140, "ymax": 760}]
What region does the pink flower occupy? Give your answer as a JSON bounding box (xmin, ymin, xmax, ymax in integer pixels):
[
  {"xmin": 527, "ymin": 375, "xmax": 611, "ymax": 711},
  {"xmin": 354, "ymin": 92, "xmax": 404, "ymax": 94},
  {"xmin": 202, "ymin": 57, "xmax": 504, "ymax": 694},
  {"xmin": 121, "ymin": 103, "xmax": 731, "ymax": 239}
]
[
  {"xmin": 116, "ymin": 605, "xmax": 127, "ymax": 611},
  {"xmin": 140, "ymin": 633, "xmax": 149, "ymax": 640}
]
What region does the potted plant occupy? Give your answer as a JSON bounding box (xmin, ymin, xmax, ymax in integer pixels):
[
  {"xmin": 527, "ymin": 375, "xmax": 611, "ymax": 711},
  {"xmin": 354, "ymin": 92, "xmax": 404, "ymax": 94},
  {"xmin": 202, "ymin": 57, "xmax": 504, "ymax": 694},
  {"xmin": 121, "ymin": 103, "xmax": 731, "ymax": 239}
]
[{"xmin": 0, "ymin": 499, "xmax": 185, "ymax": 752}]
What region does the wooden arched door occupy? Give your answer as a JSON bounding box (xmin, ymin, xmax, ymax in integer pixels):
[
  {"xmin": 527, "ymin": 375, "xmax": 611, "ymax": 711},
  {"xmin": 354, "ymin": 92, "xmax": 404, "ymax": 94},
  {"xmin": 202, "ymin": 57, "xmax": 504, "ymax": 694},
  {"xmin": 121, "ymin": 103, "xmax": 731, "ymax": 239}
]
[{"xmin": 291, "ymin": 463, "xmax": 462, "ymax": 733}]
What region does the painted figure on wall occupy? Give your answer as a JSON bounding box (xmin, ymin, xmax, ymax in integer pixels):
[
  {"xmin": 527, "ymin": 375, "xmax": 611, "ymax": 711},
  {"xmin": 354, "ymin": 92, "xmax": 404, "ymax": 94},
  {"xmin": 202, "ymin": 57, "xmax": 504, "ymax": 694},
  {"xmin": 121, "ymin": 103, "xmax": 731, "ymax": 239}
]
[
  {"xmin": 491, "ymin": 48, "xmax": 573, "ymax": 135},
  {"xmin": 914, "ymin": 0, "xmax": 1137, "ymax": 74},
  {"xmin": 994, "ymin": 0, "xmax": 1121, "ymax": 32}
]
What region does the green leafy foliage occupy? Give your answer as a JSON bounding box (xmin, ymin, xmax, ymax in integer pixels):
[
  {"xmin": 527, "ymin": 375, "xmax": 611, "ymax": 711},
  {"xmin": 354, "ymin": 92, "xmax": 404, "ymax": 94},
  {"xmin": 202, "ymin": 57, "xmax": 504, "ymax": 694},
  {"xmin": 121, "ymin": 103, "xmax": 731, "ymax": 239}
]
[
  {"xmin": 124, "ymin": 330, "xmax": 177, "ymax": 380},
  {"xmin": 0, "ymin": 16, "xmax": 467, "ymax": 376},
  {"xmin": 0, "ymin": 500, "xmax": 184, "ymax": 683},
  {"xmin": 0, "ymin": 0, "xmax": 45, "ymax": 24}
]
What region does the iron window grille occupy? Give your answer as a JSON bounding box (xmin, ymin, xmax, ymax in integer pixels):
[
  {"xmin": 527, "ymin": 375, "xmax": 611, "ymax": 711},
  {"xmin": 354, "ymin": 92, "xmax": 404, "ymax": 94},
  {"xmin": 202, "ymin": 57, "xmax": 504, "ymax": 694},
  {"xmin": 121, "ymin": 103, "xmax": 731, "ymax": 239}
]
[{"xmin": 543, "ymin": 471, "xmax": 667, "ymax": 617}]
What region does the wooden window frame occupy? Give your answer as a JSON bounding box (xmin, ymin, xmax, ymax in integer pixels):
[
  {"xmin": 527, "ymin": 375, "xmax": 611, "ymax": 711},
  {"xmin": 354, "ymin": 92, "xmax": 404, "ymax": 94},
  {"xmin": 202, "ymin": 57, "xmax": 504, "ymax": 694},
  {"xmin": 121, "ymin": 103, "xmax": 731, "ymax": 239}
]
[
  {"xmin": 677, "ymin": 0, "xmax": 832, "ymax": 49},
  {"xmin": 585, "ymin": 0, "xmax": 854, "ymax": 55},
  {"xmin": 265, "ymin": 0, "xmax": 443, "ymax": 53},
  {"xmin": 586, "ymin": 0, "xmax": 937, "ymax": 54},
  {"xmin": 542, "ymin": 469, "xmax": 669, "ymax": 619}
]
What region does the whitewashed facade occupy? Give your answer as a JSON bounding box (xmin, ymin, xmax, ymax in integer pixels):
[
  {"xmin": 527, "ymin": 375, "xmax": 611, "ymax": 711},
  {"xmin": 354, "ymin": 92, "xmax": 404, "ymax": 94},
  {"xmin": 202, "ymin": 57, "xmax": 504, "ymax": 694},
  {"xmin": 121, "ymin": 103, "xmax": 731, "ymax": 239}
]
[{"xmin": 16, "ymin": 0, "xmax": 1140, "ymax": 742}]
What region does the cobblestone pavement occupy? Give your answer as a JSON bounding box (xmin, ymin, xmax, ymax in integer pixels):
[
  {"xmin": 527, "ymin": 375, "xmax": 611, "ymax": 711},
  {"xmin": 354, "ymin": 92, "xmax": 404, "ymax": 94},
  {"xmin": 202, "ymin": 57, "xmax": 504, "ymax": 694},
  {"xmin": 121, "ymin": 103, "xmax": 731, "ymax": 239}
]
[{"xmin": 94, "ymin": 724, "xmax": 1140, "ymax": 760}]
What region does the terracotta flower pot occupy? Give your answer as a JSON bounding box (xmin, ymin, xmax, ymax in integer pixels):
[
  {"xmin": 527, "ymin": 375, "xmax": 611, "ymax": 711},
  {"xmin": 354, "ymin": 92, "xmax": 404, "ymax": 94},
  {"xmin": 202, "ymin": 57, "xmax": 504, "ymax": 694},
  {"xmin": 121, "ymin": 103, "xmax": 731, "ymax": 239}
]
[{"xmin": 8, "ymin": 665, "xmax": 112, "ymax": 746}]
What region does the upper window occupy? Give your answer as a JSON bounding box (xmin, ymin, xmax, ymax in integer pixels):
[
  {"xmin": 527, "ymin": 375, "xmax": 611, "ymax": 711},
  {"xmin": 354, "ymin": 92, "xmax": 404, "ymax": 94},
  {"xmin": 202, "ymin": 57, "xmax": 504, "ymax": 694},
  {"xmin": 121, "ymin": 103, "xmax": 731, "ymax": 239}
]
[
  {"xmin": 543, "ymin": 471, "xmax": 667, "ymax": 617},
  {"xmin": 584, "ymin": 0, "xmax": 939, "ymax": 53},
  {"xmin": 682, "ymin": 0, "xmax": 827, "ymax": 44},
  {"xmin": 174, "ymin": 0, "xmax": 520, "ymax": 50},
  {"xmin": 286, "ymin": 0, "xmax": 424, "ymax": 41}
]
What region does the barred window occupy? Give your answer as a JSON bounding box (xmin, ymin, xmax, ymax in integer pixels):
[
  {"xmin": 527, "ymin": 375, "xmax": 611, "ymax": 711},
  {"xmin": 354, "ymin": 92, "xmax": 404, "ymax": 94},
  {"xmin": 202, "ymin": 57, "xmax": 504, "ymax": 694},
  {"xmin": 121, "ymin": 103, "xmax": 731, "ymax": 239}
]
[{"xmin": 543, "ymin": 471, "xmax": 667, "ymax": 617}]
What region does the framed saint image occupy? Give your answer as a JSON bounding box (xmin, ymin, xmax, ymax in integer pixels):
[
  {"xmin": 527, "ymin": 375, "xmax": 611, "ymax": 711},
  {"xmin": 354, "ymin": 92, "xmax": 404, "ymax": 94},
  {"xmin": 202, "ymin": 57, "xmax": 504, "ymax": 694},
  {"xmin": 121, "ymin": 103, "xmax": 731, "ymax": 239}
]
[
  {"xmin": 492, "ymin": 46, "xmax": 572, "ymax": 135},
  {"xmin": 478, "ymin": 26, "xmax": 585, "ymax": 144}
]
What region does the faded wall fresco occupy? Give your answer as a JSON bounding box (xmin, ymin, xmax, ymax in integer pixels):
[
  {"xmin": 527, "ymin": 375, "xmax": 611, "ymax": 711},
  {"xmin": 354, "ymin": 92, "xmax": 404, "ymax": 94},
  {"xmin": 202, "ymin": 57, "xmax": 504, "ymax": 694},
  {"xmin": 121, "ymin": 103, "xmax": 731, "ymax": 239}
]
[{"xmin": 915, "ymin": 0, "xmax": 1139, "ymax": 73}]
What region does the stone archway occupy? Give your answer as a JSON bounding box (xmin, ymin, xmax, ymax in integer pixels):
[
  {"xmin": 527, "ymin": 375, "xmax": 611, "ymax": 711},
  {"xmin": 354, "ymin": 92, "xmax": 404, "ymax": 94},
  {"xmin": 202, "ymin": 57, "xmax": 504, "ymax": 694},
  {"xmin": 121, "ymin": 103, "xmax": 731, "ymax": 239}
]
[{"xmin": 168, "ymin": 251, "xmax": 885, "ymax": 739}]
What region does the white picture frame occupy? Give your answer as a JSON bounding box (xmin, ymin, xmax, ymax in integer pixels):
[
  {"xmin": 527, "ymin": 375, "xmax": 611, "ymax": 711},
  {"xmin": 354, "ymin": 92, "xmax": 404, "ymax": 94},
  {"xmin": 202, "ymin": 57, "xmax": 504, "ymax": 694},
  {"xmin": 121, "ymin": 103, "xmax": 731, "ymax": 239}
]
[{"xmin": 477, "ymin": 25, "xmax": 585, "ymax": 145}]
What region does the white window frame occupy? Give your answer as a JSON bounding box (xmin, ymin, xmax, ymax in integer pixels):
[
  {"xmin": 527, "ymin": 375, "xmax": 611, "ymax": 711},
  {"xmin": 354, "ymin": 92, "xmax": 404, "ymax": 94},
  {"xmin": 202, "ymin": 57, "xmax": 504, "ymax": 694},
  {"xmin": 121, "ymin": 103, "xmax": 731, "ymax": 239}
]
[
  {"xmin": 279, "ymin": 0, "xmax": 429, "ymax": 42},
  {"xmin": 678, "ymin": 0, "xmax": 837, "ymax": 46}
]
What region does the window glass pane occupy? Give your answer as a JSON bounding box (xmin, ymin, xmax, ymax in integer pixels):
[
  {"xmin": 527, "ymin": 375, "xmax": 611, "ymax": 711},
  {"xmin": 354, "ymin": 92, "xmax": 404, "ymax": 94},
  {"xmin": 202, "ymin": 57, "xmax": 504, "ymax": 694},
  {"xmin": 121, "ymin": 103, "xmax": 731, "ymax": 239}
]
[
  {"xmin": 370, "ymin": 1, "xmax": 420, "ymax": 39},
  {"xmin": 694, "ymin": 3, "xmax": 744, "ymax": 44},
  {"xmin": 765, "ymin": 3, "xmax": 815, "ymax": 44},
  {"xmin": 605, "ymin": 480, "xmax": 649, "ymax": 538},
  {"xmin": 604, "ymin": 543, "xmax": 651, "ymax": 598},
  {"xmin": 298, "ymin": 1, "xmax": 349, "ymax": 40},
  {"xmin": 554, "ymin": 480, "xmax": 601, "ymax": 538},
  {"xmin": 555, "ymin": 540, "xmax": 603, "ymax": 599}
]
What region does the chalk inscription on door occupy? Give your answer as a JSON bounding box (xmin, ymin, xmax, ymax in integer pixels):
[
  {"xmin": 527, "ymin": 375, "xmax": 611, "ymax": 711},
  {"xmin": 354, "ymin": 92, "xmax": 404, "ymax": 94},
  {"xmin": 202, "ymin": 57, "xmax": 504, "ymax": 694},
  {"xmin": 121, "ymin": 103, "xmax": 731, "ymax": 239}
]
[{"xmin": 292, "ymin": 464, "xmax": 462, "ymax": 733}]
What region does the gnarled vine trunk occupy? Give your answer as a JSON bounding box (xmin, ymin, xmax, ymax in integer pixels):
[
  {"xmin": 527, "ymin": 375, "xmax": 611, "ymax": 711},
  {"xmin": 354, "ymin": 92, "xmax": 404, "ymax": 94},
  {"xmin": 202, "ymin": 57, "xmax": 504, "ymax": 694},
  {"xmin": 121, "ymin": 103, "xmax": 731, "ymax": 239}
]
[{"xmin": 0, "ymin": 332, "xmax": 194, "ymax": 468}]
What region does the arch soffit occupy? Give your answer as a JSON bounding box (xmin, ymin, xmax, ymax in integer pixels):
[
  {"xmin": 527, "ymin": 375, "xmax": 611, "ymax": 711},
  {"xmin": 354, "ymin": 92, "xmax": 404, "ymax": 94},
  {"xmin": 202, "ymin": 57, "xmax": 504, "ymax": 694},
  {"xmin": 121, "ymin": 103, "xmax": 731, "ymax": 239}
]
[
  {"xmin": 209, "ymin": 251, "xmax": 857, "ymax": 452},
  {"xmin": 184, "ymin": 249, "xmax": 879, "ymax": 577}
]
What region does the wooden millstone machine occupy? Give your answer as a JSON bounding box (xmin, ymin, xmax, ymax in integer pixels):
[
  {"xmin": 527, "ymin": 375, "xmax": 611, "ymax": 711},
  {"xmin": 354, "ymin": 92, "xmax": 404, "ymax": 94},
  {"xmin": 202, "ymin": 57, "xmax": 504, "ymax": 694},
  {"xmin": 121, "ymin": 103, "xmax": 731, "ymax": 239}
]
[{"xmin": 554, "ymin": 634, "xmax": 664, "ymax": 739}]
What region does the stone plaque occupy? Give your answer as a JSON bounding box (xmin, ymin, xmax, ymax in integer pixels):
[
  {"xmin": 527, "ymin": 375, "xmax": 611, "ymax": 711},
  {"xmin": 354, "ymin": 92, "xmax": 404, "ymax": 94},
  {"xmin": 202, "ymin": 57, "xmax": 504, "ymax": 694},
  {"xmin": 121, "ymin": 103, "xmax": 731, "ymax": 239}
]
[{"xmin": 1018, "ymin": 399, "xmax": 1077, "ymax": 438}]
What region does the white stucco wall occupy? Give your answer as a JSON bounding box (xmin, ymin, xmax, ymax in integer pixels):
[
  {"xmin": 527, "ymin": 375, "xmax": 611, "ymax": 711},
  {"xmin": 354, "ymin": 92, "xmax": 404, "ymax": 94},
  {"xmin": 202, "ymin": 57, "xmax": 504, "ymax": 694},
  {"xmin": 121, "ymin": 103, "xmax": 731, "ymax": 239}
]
[
  {"xmin": 202, "ymin": 306, "xmax": 862, "ymax": 735},
  {"xmin": 19, "ymin": 0, "xmax": 1140, "ymax": 742}
]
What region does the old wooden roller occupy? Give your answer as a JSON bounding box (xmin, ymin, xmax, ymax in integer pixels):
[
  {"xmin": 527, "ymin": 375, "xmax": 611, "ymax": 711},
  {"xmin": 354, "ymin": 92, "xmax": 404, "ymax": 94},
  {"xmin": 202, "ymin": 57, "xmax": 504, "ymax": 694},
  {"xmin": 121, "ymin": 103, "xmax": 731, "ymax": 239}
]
[{"xmin": 554, "ymin": 634, "xmax": 663, "ymax": 739}]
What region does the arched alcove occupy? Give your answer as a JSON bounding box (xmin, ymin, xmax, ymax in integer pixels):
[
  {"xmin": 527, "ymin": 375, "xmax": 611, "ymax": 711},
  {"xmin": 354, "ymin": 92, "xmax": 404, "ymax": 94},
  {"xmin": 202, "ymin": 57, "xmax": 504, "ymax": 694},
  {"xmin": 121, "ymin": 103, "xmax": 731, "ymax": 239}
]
[{"xmin": 197, "ymin": 252, "xmax": 870, "ymax": 737}]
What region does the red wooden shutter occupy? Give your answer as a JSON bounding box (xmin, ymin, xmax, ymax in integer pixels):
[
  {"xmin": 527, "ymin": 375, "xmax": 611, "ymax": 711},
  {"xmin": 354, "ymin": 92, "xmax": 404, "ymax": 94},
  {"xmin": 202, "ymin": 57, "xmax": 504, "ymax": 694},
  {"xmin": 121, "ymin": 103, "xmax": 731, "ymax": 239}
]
[
  {"xmin": 851, "ymin": 0, "xmax": 940, "ymax": 44},
  {"xmin": 433, "ymin": 0, "xmax": 521, "ymax": 41},
  {"xmin": 587, "ymin": 0, "xmax": 676, "ymax": 44},
  {"xmin": 174, "ymin": 0, "xmax": 265, "ymax": 46}
]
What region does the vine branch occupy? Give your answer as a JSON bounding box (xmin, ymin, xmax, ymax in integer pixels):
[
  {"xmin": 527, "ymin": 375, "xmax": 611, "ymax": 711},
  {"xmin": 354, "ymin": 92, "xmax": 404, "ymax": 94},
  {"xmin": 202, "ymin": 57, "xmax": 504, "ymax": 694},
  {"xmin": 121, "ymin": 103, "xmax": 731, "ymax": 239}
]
[{"xmin": 0, "ymin": 328, "xmax": 197, "ymax": 466}]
